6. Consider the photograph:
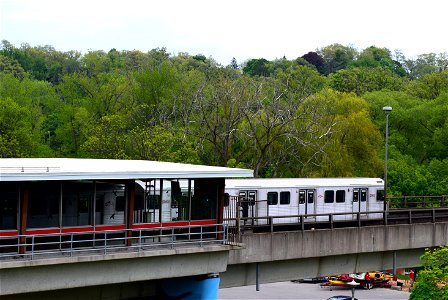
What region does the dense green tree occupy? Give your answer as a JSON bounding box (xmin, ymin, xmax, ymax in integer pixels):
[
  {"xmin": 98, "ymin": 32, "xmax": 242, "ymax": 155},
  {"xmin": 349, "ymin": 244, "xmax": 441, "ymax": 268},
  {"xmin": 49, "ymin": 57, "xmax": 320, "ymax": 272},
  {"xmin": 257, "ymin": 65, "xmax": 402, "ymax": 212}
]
[
  {"xmin": 402, "ymin": 52, "xmax": 448, "ymax": 79},
  {"xmin": 81, "ymin": 115, "xmax": 129, "ymax": 159},
  {"xmin": 406, "ymin": 70, "xmax": 448, "ymax": 99},
  {"xmin": 410, "ymin": 245, "xmax": 448, "ymax": 300},
  {"xmin": 317, "ymin": 44, "xmax": 358, "ymax": 75},
  {"xmin": 242, "ymin": 58, "xmax": 271, "ymax": 76},
  {"xmin": 351, "ymin": 46, "xmax": 406, "ymax": 76},
  {"xmin": 0, "ymin": 40, "xmax": 447, "ymax": 197},
  {"xmin": 0, "ymin": 40, "xmax": 81, "ymax": 83},
  {"xmin": 0, "ymin": 97, "xmax": 38, "ymax": 157},
  {"xmin": 301, "ymin": 89, "xmax": 382, "ymax": 177},
  {"xmin": 128, "ymin": 125, "xmax": 201, "ymax": 164},
  {"xmin": 329, "ymin": 67, "xmax": 405, "ymax": 95},
  {"xmin": 0, "ymin": 55, "xmax": 26, "ymax": 79}
]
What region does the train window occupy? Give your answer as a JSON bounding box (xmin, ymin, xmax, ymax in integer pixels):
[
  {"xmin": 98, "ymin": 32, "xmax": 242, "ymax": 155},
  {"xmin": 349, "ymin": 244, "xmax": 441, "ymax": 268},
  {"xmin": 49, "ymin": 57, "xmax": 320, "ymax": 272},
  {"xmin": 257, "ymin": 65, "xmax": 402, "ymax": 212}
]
[
  {"xmin": 299, "ymin": 190, "xmax": 306, "ymax": 204},
  {"xmin": 361, "ymin": 189, "xmax": 367, "ymax": 202},
  {"xmin": 28, "ymin": 182, "xmax": 60, "ymax": 228},
  {"xmin": 324, "ymin": 190, "xmax": 334, "ymax": 203},
  {"xmin": 147, "ymin": 194, "xmax": 160, "ymax": 209},
  {"xmin": 376, "ymin": 190, "xmax": 385, "ymax": 201},
  {"xmin": 353, "ymin": 190, "xmax": 359, "ymax": 202},
  {"xmin": 0, "ymin": 183, "xmax": 18, "ymax": 230},
  {"xmin": 224, "ymin": 193, "xmax": 230, "ymax": 207},
  {"xmin": 115, "ymin": 196, "xmax": 125, "ymax": 212},
  {"xmin": 307, "ymin": 191, "xmax": 314, "ymax": 203},
  {"xmin": 267, "ymin": 192, "xmax": 278, "ymax": 205},
  {"xmin": 336, "ymin": 190, "xmax": 345, "ymax": 203},
  {"xmin": 280, "ymin": 192, "xmax": 290, "ymax": 205},
  {"xmin": 248, "ymin": 191, "xmax": 256, "ymax": 206}
]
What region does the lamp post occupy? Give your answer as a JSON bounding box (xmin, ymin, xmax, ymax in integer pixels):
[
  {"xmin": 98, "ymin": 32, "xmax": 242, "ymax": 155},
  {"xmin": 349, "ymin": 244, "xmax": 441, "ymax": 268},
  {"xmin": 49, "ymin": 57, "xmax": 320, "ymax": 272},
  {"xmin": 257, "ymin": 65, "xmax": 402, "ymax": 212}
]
[{"xmin": 383, "ymin": 106, "xmax": 392, "ymax": 209}]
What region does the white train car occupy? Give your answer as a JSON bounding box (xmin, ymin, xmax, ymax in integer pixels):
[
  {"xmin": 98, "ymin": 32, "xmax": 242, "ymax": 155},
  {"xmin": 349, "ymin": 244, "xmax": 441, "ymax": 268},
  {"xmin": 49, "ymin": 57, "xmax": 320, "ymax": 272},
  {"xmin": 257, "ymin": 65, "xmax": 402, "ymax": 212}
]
[{"xmin": 224, "ymin": 178, "xmax": 385, "ymax": 225}]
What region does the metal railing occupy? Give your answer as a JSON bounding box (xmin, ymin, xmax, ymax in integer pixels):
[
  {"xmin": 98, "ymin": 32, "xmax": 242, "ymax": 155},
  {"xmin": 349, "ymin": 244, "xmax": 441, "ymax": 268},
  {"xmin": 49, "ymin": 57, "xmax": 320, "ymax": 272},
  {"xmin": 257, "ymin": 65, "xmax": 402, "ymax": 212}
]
[
  {"xmin": 224, "ymin": 207, "xmax": 448, "ymax": 233},
  {"xmin": 388, "ymin": 195, "xmax": 448, "ymax": 208},
  {"xmin": 0, "ymin": 224, "xmax": 228, "ymax": 261}
]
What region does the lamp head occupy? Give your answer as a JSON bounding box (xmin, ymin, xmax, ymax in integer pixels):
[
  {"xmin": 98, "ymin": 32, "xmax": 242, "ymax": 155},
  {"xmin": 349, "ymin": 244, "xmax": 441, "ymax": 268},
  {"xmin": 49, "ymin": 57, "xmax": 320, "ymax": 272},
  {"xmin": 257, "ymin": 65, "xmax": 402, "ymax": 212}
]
[{"xmin": 383, "ymin": 106, "xmax": 392, "ymax": 112}]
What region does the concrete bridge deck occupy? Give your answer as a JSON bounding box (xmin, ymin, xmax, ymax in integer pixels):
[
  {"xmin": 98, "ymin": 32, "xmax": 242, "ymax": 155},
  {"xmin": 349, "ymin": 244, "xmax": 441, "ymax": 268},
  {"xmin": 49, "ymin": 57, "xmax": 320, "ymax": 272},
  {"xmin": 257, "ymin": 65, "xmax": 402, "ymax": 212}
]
[{"xmin": 1, "ymin": 222, "xmax": 448, "ymax": 299}]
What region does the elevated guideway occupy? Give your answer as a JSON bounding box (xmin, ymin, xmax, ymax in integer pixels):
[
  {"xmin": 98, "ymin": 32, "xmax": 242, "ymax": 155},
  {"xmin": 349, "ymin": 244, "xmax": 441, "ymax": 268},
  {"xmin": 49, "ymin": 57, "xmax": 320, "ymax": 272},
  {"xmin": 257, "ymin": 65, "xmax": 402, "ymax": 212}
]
[
  {"xmin": 2, "ymin": 218, "xmax": 448, "ymax": 299},
  {"xmin": 221, "ymin": 221, "xmax": 448, "ymax": 287}
]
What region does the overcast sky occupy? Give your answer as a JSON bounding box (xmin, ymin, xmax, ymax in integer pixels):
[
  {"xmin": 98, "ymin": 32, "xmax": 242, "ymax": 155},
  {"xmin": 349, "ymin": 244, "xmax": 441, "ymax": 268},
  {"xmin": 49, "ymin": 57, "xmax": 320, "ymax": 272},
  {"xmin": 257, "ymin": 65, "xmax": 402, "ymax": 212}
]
[{"xmin": 1, "ymin": 0, "xmax": 447, "ymax": 65}]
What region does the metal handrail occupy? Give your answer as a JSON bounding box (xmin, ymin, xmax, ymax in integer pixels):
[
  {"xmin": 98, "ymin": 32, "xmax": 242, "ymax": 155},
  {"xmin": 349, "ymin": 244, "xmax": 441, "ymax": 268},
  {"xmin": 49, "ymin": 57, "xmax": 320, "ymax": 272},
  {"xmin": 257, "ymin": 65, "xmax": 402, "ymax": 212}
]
[
  {"xmin": 0, "ymin": 224, "xmax": 228, "ymax": 261},
  {"xmin": 223, "ymin": 207, "xmax": 448, "ymax": 232}
]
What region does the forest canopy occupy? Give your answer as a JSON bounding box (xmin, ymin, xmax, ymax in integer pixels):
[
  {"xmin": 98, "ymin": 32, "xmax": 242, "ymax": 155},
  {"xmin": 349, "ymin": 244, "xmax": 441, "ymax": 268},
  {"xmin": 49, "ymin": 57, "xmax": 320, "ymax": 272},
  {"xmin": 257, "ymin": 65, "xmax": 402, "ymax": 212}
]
[{"xmin": 1, "ymin": 40, "xmax": 448, "ymax": 196}]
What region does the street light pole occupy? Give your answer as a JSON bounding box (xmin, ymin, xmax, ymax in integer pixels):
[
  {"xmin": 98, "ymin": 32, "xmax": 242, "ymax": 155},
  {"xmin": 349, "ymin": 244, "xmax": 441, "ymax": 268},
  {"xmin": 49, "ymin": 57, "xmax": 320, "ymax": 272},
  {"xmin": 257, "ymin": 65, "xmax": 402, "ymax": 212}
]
[{"xmin": 383, "ymin": 106, "xmax": 392, "ymax": 217}]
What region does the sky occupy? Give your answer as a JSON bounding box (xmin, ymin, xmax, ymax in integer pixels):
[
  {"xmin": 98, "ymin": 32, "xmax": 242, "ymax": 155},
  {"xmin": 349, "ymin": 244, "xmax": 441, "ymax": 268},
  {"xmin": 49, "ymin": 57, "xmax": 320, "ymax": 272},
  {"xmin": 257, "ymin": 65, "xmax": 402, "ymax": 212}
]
[{"xmin": 1, "ymin": 0, "xmax": 447, "ymax": 66}]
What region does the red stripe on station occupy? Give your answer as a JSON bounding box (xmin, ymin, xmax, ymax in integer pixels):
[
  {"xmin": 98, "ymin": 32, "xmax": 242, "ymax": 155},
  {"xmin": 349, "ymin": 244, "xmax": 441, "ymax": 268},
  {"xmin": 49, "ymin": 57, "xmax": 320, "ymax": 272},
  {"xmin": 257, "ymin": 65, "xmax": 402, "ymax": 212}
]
[
  {"xmin": 26, "ymin": 228, "xmax": 60, "ymax": 235},
  {"xmin": 0, "ymin": 230, "xmax": 18, "ymax": 237},
  {"xmin": 189, "ymin": 219, "xmax": 216, "ymax": 226},
  {"xmin": 131, "ymin": 223, "xmax": 162, "ymax": 229},
  {"xmin": 61, "ymin": 226, "xmax": 94, "ymax": 233},
  {"xmin": 94, "ymin": 225, "xmax": 126, "ymax": 231},
  {"xmin": 131, "ymin": 219, "xmax": 216, "ymax": 229}
]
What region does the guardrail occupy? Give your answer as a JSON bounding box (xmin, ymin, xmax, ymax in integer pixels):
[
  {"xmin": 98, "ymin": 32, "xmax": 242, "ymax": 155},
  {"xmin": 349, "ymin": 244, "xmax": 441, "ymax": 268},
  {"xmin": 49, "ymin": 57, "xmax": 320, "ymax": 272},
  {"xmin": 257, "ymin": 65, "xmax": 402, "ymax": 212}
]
[
  {"xmin": 0, "ymin": 224, "xmax": 228, "ymax": 260},
  {"xmin": 224, "ymin": 207, "xmax": 448, "ymax": 234},
  {"xmin": 388, "ymin": 195, "xmax": 448, "ymax": 208}
]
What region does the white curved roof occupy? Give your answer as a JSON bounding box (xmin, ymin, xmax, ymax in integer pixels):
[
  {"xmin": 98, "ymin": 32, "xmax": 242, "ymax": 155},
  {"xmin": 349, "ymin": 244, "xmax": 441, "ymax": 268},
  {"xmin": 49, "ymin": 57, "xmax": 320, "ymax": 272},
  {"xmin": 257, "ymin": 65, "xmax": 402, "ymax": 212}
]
[
  {"xmin": 226, "ymin": 178, "xmax": 384, "ymax": 189},
  {"xmin": 0, "ymin": 158, "xmax": 253, "ymax": 181}
]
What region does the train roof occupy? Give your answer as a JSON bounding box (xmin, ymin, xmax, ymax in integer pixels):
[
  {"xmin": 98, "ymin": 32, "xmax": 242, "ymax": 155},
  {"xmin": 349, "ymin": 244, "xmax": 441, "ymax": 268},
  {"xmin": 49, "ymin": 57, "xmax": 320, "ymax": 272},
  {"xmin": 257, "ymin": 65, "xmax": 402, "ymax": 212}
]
[
  {"xmin": 225, "ymin": 178, "xmax": 384, "ymax": 189},
  {"xmin": 0, "ymin": 158, "xmax": 253, "ymax": 182}
]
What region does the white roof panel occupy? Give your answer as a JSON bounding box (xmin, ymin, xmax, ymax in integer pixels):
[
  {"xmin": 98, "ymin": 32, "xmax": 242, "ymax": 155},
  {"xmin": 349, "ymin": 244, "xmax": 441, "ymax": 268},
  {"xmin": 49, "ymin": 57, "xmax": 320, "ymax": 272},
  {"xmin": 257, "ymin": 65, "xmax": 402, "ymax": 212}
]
[
  {"xmin": 0, "ymin": 158, "xmax": 253, "ymax": 181},
  {"xmin": 226, "ymin": 178, "xmax": 384, "ymax": 189}
]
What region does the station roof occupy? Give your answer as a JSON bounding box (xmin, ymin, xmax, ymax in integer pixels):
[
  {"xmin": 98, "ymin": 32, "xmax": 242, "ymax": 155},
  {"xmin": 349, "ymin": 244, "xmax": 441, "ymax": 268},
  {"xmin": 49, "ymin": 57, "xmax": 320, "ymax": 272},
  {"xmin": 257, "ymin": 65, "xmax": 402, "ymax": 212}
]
[{"xmin": 0, "ymin": 158, "xmax": 253, "ymax": 182}]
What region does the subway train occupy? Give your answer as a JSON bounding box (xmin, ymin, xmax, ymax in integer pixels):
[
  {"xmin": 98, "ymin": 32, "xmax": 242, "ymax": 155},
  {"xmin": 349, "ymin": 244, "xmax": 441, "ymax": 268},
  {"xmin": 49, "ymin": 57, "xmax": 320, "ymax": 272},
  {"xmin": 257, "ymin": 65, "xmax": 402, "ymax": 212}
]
[
  {"xmin": 0, "ymin": 177, "xmax": 385, "ymax": 237},
  {"xmin": 94, "ymin": 177, "xmax": 386, "ymax": 228},
  {"xmin": 224, "ymin": 178, "xmax": 385, "ymax": 225}
]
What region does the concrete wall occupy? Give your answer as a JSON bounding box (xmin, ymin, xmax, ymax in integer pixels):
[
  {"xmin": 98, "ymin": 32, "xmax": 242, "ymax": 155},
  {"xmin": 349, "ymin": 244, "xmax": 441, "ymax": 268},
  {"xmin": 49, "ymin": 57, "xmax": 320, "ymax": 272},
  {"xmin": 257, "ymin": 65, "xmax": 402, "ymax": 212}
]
[
  {"xmin": 220, "ymin": 223, "xmax": 448, "ymax": 288},
  {"xmin": 3, "ymin": 223, "xmax": 447, "ymax": 296},
  {"xmin": 221, "ymin": 248, "xmax": 425, "ymax": 288},
  {"xmin": 0, "ymin": 245, "xmax": 231, "ymax": 296},
  {"xmin": 229, "ymin": 223, "xmax": 448, "ymax": 264},
  {"xmin": 1, "ymin": 281, "xmax": 158, "ymax": 300}
]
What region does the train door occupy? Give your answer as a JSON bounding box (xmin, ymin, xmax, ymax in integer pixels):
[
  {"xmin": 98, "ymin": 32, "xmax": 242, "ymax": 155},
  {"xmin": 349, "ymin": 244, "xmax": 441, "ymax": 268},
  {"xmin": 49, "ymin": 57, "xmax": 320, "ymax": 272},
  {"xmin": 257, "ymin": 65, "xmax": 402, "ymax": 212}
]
[
  {"xmin": 359, "ymin": 188, "xmax": 368, "ymax": 216},
  {"xmin": 238, "ymin": 190, "xmax": 256, "ymax": 225},
  {"xmin": 298, "ymin": 189, "xmax": 316, "ymax": 221},
  {"xmin": 352, "ymin": 188, "xmax": 368, "ymax": 220}
]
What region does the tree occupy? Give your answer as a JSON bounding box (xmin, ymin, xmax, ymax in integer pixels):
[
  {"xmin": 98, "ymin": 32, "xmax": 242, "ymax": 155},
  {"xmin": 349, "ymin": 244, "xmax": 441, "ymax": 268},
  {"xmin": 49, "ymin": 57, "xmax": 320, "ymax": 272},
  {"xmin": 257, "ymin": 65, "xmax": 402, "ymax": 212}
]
[
  {"xmin": 300, "ymin": 89, "xmax": 382, "ymax": 177},
  {"xmin": 0, "ymin": 97, "xmax": 37, "ymax": 157},
  {"xmin": 301, "ymin": 51, "xmax": 325, "ymax": 74},
  {"xmin": 0, "ymin": 55, "xmax": 26, "ymax": 79},
  {"xmin": 406, "ymin": 70, "xmax": 448, "ymax": 99},
  {"xmin": 228, "ymin": 57, "xmax": 239, "ymax": 69},
  {"xmin": 317, "ymin": 44, "xmax": 358, "ymax": 75},
  {"xmin": 81, "ymin": 115, "xmax": 129, "ymax": 159},
  {"xmin": 410, "ymin": 245, "xmax": 448, "ymax": 300},
  {"xmin": 352, "ymin": 46, "xmax": 406, "ymax": 76},
  {"xmin": 243, "ymin": 58, "xmax": 271, "ymax": 77},
  {"xmin": 329, "ymin": 67, "xmax": 405, "ymax": 95}
]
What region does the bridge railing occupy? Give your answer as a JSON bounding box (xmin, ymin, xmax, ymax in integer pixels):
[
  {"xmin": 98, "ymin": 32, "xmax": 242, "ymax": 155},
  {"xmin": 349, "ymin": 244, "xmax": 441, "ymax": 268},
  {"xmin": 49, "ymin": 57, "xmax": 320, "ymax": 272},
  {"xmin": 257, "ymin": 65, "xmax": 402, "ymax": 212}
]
[
  {"xmin": 388, "ymin": 195, "xmax": 448, "ymax": 208},
  {"xmin": 224, "ymin": 207, "xmax": 448, "ymax": 233},
  {"xmin": 0, "ymin": 224, "xmax": 228, "ymax": 261}
]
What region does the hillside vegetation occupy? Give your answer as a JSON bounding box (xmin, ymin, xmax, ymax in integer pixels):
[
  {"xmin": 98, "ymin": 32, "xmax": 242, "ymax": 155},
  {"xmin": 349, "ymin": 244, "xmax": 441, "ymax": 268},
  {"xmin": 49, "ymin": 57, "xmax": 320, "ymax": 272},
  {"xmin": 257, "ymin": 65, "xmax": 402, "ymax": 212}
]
[{"xmin": 1, "ymin": 40, "xmax": 448, "ymax": 196}]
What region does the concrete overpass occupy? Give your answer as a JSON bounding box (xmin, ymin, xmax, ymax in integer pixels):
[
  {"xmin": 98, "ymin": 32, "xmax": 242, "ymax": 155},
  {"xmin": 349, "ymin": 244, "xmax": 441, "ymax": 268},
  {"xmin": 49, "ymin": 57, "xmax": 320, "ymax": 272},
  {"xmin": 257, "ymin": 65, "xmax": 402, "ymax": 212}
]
[{"xmin": 2, "ymin": 222, "xmax": 448, "ymax": 299}]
